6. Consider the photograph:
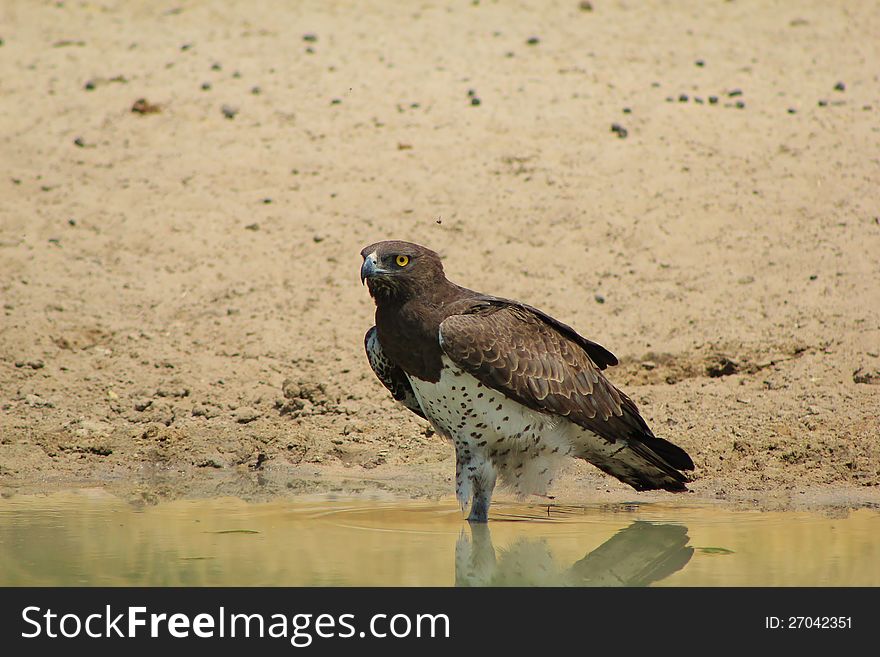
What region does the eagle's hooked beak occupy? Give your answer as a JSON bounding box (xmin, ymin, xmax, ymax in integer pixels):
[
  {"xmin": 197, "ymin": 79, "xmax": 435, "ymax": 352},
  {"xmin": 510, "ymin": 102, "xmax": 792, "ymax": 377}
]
[{"xmin": 360, "ymin": 253, "xmax": 378, "ymax": 285}]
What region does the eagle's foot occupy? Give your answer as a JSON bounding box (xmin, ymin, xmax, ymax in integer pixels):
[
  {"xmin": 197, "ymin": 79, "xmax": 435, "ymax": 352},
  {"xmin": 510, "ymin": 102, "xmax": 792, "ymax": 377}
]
[{"xmin": 466, "ymin": 490, "xmax": 491, "ymax": 523}]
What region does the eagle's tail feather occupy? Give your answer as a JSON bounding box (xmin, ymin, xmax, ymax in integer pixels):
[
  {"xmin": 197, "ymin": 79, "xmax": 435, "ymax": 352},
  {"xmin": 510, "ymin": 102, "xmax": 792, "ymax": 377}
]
[
  {"xmin": 616, "ymin": 440, "xmax": 690, "ymax": 492},
  {"xmin": 641, "ymin": 434, "xmax": 694, "ymax": 471},
  {"xmin": 574, "ymin": 432, "xmax": 691, "ymax": 493}
]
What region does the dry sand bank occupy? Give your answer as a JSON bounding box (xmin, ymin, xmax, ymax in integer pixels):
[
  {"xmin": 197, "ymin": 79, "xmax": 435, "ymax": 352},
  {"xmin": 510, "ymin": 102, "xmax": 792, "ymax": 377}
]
[{"xmin": 1, "ymin": 0, "xmax": 878, "ymax": 509}]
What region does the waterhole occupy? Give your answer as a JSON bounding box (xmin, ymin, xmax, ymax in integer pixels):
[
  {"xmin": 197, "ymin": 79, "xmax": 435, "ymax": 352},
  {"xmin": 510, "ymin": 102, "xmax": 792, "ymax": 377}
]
[{"xmin": 0, "ymin": 491, "xmax": 876, "ymax": 586}]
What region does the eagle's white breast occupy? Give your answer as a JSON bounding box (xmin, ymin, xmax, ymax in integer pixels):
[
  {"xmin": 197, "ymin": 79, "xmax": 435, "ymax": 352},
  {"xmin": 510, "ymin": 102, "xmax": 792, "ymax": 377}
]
[{"xmin": 405, "ymin": 355, "xmax": 578, "ymax": 506}]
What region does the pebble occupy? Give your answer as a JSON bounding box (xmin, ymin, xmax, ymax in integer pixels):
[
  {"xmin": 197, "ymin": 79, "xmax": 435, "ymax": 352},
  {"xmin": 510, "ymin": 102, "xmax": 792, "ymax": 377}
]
[
  {"xmin": 610, "ymin": 123, "xmax": 627, "ymax": 139},
  {"xmin": 853, "ymin": 367, "xmax": 880, "ymax": 385},
  {"xmin": 834, "ymin": 81, "xmax": 845, "ymax": 92},
  {"xmin": 156, "ymin": 387, "xmax": 189, "ymax": 398},
  {"xmin": 134, "ymin": 399, "xmax": 153, "ymax": 412},
  {"xmin": 708, "ymin": 95, "xmax": 718, "ymax": 104},
  {"xmin": 594, "ymin": 293, "xmax": 606, "ymax": 303},
  {"xmin": 192, "ymin": 404, "xmax": 220, "ymax": 419},
  {"xmin": 154, "ymin": 406, "xmax": 175, "ymax": 427},
  {"xmin": 678, "ymin": 94, "xmax": 689, "ymax": 102},
  {"xmin": 234, "ymin": 407, "xmax": 260, "ymax": 423},
  {"xmin": 728, "ymin": 89, "xmax": 743, "ymax": 97},
  {"xmin": 141, "ymin": 424, "xmax": 160, "ymax": 439},
  {"xmin": 25, "ymin": 394, "xmax": 54, "ymax": 408},
  {"xmin": 470, "ymin": 97, "xmax": 481, "ymax": 106},
  {"xmin": 72, "ymin": 420, "xmax": 111, "ymax": 439},
  {"xmin": 131, "ymin": 98, "xmax": 160, "ymax": 114},
  {"xmin": 15, "ymin": 359, "xmax": 44, "ymax": 369},
  {"xmin": 221, "ymin": 104, "xmax": 238, "ymax": 119},
  {"xmin": 526, "ymin": 36, "xmax": 540, "ymax": 45}
]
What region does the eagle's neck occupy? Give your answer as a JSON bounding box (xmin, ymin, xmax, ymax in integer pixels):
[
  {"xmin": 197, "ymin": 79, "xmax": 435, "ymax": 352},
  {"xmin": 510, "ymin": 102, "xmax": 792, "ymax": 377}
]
[{"xmin": 374, "ymin": 278, "xmax": 468, "ymax": 383}]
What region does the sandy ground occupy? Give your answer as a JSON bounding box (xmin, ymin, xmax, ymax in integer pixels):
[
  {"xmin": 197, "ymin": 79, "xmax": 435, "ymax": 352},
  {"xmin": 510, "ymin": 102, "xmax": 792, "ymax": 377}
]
[{"xmin": 1, "ymin": 0, "xmax": 879, "ymax": 511}]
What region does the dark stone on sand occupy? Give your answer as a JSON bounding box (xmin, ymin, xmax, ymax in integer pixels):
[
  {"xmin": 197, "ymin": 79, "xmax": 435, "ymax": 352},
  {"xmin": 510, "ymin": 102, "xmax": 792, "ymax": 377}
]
[{"xmin": 706, "ymin": 357, "xmax": 739, "ymax": 378}]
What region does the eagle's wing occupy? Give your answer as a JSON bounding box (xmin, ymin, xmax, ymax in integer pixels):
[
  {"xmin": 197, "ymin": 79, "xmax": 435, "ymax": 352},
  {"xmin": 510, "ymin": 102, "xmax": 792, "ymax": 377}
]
[
  {"xmin": 364, "ymin": 326, "xmax": 426, "ymax": 420},
  {"xmin": 438, "ymin": 301, "xmax": 693, "ymax": 482}
]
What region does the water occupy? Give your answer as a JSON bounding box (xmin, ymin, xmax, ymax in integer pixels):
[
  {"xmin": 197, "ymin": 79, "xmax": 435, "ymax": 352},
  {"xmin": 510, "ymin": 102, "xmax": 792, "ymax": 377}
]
[{"xmin": 0, "ymin": 490, "xmax": 877, "ymax": 586}]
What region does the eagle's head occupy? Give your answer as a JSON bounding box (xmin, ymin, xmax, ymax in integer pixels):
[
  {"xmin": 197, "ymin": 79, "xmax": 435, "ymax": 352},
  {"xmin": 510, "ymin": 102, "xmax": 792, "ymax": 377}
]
[{"xmin": 360, "ymin": 240, "xmax": 445, "ymax": 303}]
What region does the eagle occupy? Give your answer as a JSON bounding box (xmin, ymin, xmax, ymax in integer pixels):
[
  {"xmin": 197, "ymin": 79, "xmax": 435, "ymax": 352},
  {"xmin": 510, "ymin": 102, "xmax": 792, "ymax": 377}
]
[{"xmin": 360, "ymin": 240, "xmax": 693, "ymax": 522}]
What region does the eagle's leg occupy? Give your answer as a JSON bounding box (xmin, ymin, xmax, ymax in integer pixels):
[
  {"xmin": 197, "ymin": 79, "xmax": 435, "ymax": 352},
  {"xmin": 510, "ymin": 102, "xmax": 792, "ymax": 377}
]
[{"xmin": 466, "ymin": 464, "xmax": 496, "ymax": 523}]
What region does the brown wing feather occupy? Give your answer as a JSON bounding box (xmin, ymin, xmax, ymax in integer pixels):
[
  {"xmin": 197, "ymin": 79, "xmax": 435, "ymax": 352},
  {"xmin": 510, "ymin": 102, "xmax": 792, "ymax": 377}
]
[{"xmin": 438, "ymin": 303, "xmax": 693, "ymax": 473}]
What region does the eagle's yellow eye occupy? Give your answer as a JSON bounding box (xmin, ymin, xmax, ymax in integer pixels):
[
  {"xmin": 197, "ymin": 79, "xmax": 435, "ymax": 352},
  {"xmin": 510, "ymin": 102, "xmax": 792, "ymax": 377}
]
[{"xmin": 395, "ymin": 255, "xmax": 410, "ymax": 267}]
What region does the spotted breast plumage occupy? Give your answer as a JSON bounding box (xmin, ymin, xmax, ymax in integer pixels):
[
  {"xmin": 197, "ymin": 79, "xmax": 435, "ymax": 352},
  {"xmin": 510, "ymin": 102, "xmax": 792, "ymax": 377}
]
[{"xmin": 360, "ymin": 240, "xmax": 694, "ymax": 522}]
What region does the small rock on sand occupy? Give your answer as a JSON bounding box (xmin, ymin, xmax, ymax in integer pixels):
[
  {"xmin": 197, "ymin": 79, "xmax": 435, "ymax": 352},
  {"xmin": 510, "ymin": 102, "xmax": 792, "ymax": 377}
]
[
  {"xmin": 234, "ymin": 407, "xmax": 260, "ymax": 423},
  {"xmin": 853, "ymin": 367, "xmax": 880, "ymax": 385},
  {"xmin": 25, "ymin": 394, "xmax": 54, "ymax": 408},
  {"xmin": 15, "ymin": 359, "xmax": 45, "ymax": 369}
]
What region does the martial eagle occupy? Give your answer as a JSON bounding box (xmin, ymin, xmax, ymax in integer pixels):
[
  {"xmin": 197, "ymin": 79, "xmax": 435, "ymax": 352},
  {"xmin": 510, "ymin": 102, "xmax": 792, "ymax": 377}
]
[{"xmin": 360, "ymin": 240, "xmax": 693, "ymax": 522}]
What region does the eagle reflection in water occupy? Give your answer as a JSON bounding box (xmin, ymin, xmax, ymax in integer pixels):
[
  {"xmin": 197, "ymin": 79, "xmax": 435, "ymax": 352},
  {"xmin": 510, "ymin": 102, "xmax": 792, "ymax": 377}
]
[{"xmin": 455, "ymin": 520, "xmax": 693, "ymax": 587}]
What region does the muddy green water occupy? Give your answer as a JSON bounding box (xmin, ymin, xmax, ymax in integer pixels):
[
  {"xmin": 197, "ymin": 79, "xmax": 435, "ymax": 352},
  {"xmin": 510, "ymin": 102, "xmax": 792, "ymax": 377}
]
[{"xmin": 0, "ymin": 491, "xmax": 877, "ymax": 586}]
